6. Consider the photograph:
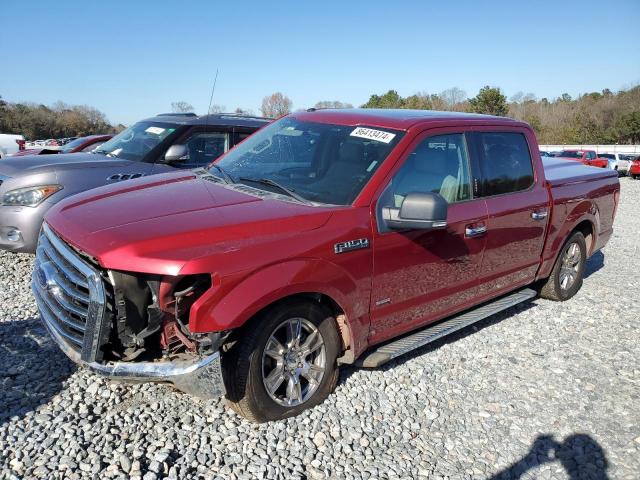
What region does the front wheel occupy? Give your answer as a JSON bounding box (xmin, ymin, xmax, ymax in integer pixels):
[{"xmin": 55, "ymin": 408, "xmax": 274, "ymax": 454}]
[
  {"xmin": 538, "ymin": 231, "xmax": 587, "ymax": 301},
  {"xmin": 223, "ymin": 300, "xmax": 340, "ymax": 422}
]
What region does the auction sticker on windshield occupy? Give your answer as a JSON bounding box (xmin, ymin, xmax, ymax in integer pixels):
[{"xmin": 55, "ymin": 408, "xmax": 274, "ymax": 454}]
[
  {"xmin": 145, "ymin": 126, "xmax": 166, "ymax": 135},
  {"xmin": 350, "ymin": 127, "xmax": 396, "ymax": 144}
]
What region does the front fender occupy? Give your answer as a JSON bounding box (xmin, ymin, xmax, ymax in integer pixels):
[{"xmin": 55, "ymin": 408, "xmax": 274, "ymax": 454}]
[{"xmin": 189, "ymin": 258, "xmax": 372, "ymax": 355}]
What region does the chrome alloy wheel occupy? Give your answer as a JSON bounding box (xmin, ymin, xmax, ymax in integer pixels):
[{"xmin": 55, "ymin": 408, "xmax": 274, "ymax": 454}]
[
  {"xmin": 559, "ymin": 242, "xmax": 581, "ymax": 290},
  {"xmin": 261, "ymin": 317, "xmax": 326, "ymax": 407}
]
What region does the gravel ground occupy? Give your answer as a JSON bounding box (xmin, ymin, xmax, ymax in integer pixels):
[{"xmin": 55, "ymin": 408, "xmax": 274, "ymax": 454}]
[{"xmin": 1, "ymin": 178, "xmax": 639, "ymax": 480}]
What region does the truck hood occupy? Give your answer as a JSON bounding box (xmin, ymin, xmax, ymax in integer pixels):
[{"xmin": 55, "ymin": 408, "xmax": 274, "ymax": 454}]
[
  {"xmin": 0, "ymin": 152, "xmax": 130, "ymax": 177},
  {"xmin": 45, "ymin": 172, "xmax": 333, "ymax": 275}
]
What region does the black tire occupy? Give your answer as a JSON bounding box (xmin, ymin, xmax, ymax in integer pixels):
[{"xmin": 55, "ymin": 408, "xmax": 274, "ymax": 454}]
[
  {"xmin": 222, "ymin": 300, "xmax": 340, "ymax": 422},
  {"xmin": 633, "ymin": 174, "xmax": 640, "ymax": 180},
  {"xmin": 538, "ymin": 231, "xmax": 587, "ymax": 301}
]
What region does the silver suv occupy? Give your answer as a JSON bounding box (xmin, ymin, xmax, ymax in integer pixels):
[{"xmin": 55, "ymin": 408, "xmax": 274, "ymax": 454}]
[{"xmin": 0, "ymin": 113, "xmax": 269, "ymax": 253}]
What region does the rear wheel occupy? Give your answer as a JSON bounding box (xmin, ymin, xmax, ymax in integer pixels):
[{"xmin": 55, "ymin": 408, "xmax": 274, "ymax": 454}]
[
  {"xmin": 539, "ymin": 231, "xmax": 587, "ymax": 301},
  {"xmin": 223, "ymin": 300, "xmax": 340, "ymax": 422}
]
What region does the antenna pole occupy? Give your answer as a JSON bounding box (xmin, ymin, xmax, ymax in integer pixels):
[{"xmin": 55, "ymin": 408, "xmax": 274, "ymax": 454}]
[{"xmin": 207, "ymin": 69, "xmax": 219, "ymax": 116}]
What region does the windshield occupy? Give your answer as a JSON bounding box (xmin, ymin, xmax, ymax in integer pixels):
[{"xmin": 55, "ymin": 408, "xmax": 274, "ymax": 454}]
[
  {"xmin": 94, "ymin": 122, "xmax": 177, "ymax": 161},
  {"xmin": 559, "ymin": 151, "xmax": 582, "ymax": 158},
  {"xmin": 61, "ymin": 136, "xmax": 92, "ymax": 153},
  {"xmin": 214, "ymin": 117, "xmax": 403, "ymax": 205}
]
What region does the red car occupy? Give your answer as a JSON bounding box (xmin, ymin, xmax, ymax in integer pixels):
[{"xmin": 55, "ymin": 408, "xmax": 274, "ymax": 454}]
[
  {"xmin": 34, "ymin": 110, "xmax": 619, "ymax": 422},
  {"xmin": 13, "ymin": 134, "xmax": 113, "ymax": 157},
  {"xmin": 555, "ymin": 149, "xmax": 609, "ymax": 168},
  {"xmin": 629, "ymin": 157, "xmax": 640, "ymax": 179}
]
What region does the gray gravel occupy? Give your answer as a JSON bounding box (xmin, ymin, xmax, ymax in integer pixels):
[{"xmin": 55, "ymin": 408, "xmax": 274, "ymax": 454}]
[{"xmin": 1, "ymin": 178, "xmax": 639, "ymax": 480}]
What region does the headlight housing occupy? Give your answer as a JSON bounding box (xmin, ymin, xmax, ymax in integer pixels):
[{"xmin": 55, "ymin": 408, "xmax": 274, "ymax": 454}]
[{"xmin": 2, "ymin": 185, "xmax": 63, "ymax": 207}]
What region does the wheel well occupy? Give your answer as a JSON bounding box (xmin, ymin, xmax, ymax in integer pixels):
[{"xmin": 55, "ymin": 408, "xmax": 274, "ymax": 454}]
[
  {"xmin": 227, "ymin": 292, "xmax": 353, "ymax": 361},
  {"xmin": 574, "ymin": 220, "xmax": 594, "ymax": 255}
]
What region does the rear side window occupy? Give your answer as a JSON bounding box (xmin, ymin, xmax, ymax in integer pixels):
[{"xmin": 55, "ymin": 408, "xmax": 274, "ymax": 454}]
[{"xmin": 476, "ymin": 132, "xmax": 534, "ymax": 196}]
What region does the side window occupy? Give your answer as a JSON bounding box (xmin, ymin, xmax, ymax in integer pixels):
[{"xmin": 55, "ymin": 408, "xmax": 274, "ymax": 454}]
[
  {"xmin": 385, "ymin": 133, "xmax": 472, "ymax": 207},
  {"xmin": 587, "ymin": 151, "xmax": 596, "ymax": 160},
  {"xmin": 179, "ymin": 132, "xmax": 229, "ymax": 168},
  {"xmin": 476, "ymin": 132, "xmax": 534, "ymax": 196},
  {"xmin": 82, "ymin": 141, "xmax": 105, "ymax": 152}
]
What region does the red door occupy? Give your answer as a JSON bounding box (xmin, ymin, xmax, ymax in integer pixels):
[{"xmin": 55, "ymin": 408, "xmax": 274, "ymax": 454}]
[
  {"xmin": 369, "ymin": 130, "xmax": 488, "ymax": 345},
  {"xmin": 470, "ymin": 129, "xmax": 550, "ymax": 297}
]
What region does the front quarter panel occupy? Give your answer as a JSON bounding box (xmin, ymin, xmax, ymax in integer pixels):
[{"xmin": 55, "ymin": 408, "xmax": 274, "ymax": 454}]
[{"xmin": 188, "ymin": 207, "xmax": 375, "ymax": 358}]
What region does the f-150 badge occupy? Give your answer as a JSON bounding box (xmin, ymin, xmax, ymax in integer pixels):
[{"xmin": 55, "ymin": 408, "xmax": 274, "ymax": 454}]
[{"xmin": 334, "ymin": 238, "xmax": 370, "ymax": 254}]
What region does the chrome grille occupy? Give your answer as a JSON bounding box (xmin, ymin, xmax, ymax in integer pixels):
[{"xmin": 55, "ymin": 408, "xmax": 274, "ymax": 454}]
[{"xmin": 32, "ymin": 223, "xmax": 107, "ymax": 362}]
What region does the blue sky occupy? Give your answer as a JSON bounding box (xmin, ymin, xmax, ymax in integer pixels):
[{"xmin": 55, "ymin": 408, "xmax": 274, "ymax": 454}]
[{"xmin": 1, "ymin": 0, "xmax": 638, "ymax": 125}]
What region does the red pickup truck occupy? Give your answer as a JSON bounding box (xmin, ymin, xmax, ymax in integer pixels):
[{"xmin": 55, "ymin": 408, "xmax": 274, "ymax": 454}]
[
  {"xmin": 33, "ymin": 110, "xmax": 619, "ymax": 422},
  {"xmin": 555, "ymin": 149, "xmax": 609, "ymax": 169}
]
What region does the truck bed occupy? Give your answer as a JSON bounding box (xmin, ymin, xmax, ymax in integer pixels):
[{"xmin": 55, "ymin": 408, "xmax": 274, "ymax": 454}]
[
  {"xmin": 542, "ymin": 157, "xmax": 618, "ymax": 186},
  {"xmin": 537, "ymin": 157, "xmax": 619, "ymax": 281}
]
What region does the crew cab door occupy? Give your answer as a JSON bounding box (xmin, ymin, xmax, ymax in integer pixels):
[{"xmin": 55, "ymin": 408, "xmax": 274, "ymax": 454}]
[
  {"xmin": 369, "ymin": 130, "xmax": 488, "ymax": 344},
  {"xmin": 469, "ymin": 129, "xmax": 550, "ymax": 296}
]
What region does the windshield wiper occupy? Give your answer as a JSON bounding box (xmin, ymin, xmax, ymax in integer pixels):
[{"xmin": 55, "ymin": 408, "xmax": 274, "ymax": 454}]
[
  {"xmin": 210, "ymin": 164, "xmax": 235, "ymax": 184},
  {"xmin": 238, "ymin": 177, "xmax": 312, "ymax": 205}
]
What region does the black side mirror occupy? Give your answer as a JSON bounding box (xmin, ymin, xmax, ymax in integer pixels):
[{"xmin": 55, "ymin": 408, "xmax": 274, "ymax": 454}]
[
  {"xmin": 163, "ymin": 144, "xmax": 188, "ymax": 163},
  {"xmin": 382, "ymin": 192, "xmax": 448, "ymax": 230}
]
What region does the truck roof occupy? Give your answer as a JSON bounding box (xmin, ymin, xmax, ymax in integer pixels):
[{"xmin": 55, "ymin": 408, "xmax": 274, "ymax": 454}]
[
  {"xmin": 292, "ymin": 108, "xmax": 523, "ymax": 130},
  {"xmin": 146, "ymin": 113, "xmax": 272, "ymax": 129}
]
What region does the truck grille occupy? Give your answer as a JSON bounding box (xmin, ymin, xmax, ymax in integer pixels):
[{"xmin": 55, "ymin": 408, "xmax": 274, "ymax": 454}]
[{"xmin": 32, "ymin": 224, "xmax": 107, "ymax": 362}]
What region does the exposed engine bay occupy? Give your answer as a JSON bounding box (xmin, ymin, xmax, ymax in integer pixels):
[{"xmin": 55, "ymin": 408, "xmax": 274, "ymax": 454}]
[{"xmin": 99, "ymin": 271, "xmax": 227, "ymax": 363}]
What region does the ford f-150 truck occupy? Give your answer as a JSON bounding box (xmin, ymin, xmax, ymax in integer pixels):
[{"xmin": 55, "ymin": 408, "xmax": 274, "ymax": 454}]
[
  {"xmin": 0, "ymin": 113, "xmax": 269, "ymax": 253},
  {"xmin": 32, "ymin": 109, "xmax": 619, "ymax": 422}
]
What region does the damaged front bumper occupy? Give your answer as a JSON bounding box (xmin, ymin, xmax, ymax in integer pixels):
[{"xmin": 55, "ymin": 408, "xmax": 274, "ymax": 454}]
[
  {"xmin": 38, "ymin": 294, "xmax": 226, "ymax": 399},
  {"xmin": 32, "ymin": 222, "xmax": 226, "ymax": 399}
]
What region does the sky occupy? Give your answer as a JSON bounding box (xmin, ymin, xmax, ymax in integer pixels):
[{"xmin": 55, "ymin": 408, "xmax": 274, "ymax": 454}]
[{"xmin": 1, "ymin": 0, "xmax": 639, "ymax": 125}]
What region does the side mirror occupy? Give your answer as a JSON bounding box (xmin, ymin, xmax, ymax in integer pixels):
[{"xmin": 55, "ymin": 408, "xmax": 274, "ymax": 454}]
[
  {"xmin": 382, "ymin": 192, "xmax": 448, "ymax": 230},
  {"xmin": 163, "ymin": 144, "xmax": 188, "ymax": 163}
]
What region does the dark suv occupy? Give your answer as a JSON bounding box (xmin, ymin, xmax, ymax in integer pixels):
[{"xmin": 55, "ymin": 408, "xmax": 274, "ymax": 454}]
[{"xmin": 0, "ymin": 113, "xmax": 270, "ymax": 253}]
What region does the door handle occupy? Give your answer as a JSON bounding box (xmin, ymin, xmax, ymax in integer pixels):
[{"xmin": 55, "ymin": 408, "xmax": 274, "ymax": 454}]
[
  {"xmin": 465, "ymin": 225, "xmax": 487, "ymax": 238},
  {"xmin": 531, "ymin": 210, "xmax": 548, "ymax": 221}
]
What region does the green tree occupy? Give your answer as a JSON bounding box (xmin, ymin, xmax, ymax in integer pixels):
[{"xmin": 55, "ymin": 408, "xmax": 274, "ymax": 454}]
[
  {"xmin": 469, "ymin": 86, "xmax": 508, "ymax": 116},
  {"xmin": 615, "ymin": 111, "xmax": 640, "ymax": 144},
  {"xmin": 361, "ymin": 90, "xmax": 404, "ymax": 109}
]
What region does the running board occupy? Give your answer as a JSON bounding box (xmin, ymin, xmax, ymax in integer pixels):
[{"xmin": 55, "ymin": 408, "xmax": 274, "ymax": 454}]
[{"xmin": 357, "ymin": 288, "xmax": 537, "ymax": 368}]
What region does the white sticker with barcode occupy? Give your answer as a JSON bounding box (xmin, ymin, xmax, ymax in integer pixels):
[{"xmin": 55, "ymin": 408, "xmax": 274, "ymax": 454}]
[{"xmin": 350, "ymin": 127, "xmax": 396, "ymax": 144}]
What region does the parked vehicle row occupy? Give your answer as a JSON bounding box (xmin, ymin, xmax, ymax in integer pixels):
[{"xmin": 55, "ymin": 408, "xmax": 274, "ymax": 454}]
[
  {"xmin": 12, "ymin": 134, "xmax": 113, "ymax": 157},
  {"xmin": 541, "ymin": 149, "xmax": 640, "ymax": 176},
  {"xmin": 0, "ymin": 133, "xmax": 26, "ymax": 158},
  {"xmin": 25, "ymin": 109, "xmax": 619, "ymax": 422}
]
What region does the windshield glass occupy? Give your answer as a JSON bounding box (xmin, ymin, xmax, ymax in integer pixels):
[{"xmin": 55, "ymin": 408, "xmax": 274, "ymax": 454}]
[
  {"xmin": 61, "ymin": 136, "xmax": 92, "ymax": 153},
  {"xmin": 95, "ymin": 122, "xmax": 177, "ymax": 161},
  {"xmin": 214, "ymin": 117, "xmax": 403, "ymax": 205},
  {"xmin": 559, "ymin": 151, "xmax": 582, "ymax": 158}
]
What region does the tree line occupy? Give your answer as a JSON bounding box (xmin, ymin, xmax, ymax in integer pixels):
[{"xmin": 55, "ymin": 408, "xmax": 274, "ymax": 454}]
[
  {"xmin": 4, "ymin": 86, "xmax": 639, "ymax": 145},
  {"xmin": 254, "ymin": 86, "xmax": 640, "ymax": 145},
  {"xmin": 0, "ymin": 95, "xmax": 122, "ymax": 140},
  {"xmin": 360, "ymin": 86, "xmax": 640, "ymax": 145}
]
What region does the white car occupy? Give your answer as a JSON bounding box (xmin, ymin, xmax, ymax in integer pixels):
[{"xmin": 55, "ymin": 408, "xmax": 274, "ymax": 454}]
[
  {"xmin": 0, "ymin": 133, "xmax": 25, "ymax": 159},
  {"xmin": 598, "ymin": 152, "xmax": 634, "ymax": 176}
]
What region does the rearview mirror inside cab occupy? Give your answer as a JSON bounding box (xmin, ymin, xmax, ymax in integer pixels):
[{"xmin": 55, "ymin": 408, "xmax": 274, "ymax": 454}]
[{"xmin": 382, "ymin": 192, "xmax": 448, "ymax": 231}]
